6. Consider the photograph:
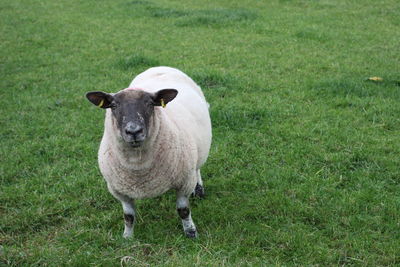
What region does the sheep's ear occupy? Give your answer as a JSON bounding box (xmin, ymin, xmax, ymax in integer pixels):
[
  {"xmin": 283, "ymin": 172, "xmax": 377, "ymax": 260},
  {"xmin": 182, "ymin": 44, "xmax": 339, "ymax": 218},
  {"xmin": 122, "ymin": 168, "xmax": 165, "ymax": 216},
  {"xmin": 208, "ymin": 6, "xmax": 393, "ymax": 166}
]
[
  {"xmin": 86, "ymin": 91, "xmax": 114, "ymax": 109},
  {"xmin": 152, "ymin": 89, "xmax": 178, "ymax": 107}
]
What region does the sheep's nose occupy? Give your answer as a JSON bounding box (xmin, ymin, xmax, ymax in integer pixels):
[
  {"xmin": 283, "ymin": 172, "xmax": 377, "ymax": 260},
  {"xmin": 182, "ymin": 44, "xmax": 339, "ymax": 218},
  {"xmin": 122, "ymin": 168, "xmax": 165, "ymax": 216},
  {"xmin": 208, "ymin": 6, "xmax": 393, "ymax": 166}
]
[{"xmin": 125, "ymin": 124, "xmax": 144, "ymax": 140}]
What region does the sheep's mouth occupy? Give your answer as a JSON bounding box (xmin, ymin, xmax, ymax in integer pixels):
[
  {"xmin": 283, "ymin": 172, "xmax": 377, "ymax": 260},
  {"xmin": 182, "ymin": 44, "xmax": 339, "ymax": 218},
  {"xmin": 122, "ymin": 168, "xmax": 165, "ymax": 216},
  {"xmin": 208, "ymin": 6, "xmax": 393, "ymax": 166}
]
[{"xmin": 129, "ymin": 141, "xmax": 143, "ymax": 148}]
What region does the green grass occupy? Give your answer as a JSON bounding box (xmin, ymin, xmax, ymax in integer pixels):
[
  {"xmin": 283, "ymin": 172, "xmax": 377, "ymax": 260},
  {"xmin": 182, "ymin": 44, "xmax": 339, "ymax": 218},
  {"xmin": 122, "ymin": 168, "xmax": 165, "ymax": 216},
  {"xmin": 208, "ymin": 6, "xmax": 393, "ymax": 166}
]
[{"xmin": 1, "ymin": 0, "xmax": 400, "ymax": 265}]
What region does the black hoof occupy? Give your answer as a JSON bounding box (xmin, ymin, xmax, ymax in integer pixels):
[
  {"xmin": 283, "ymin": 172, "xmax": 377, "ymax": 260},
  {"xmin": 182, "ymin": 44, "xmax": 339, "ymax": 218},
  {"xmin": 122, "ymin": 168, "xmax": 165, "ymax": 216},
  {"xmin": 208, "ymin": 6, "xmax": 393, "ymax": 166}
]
[
  {"xmin": 193, "ymin": 183, "xmax": 205, "ymax": 199},
  {"xmin": 185, "ymin": 229, "xmax": 198, "ymax": 238}
]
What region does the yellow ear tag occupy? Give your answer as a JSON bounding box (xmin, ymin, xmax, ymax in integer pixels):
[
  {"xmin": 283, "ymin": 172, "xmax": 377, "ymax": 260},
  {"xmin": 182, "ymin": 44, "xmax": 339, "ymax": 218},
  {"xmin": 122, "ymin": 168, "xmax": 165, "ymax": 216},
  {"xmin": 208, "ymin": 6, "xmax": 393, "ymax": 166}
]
[
  {"xmin": 161, "ymin": 98, "xmax": 166, "ymax": 108},
  {"xmin": 98, "ymin": 99, "xmax": 104, "ymax": 108}
]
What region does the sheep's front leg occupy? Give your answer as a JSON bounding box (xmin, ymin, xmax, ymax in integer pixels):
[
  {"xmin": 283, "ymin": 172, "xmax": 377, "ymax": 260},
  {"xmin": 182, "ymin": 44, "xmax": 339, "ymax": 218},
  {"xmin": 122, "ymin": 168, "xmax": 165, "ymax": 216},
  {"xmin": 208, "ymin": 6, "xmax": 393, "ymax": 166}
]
[
  {"xmin": 107, "ymin": 185, "xmax": 136, "ymax": 238},
  {"xmin": 121, "ymin": 199, "xmax": 135, "ymax": 238},
  {"xmin": 176, "ymin": 193, "xmax": 197, "ymax": 238}
]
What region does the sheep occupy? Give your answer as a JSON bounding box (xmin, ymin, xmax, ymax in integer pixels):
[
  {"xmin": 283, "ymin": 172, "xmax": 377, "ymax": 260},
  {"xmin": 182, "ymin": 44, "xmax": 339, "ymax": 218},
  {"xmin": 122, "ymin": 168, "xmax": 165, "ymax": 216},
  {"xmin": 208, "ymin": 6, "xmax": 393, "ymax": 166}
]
[{"xmin": 86, "ymin": 66, "xmax": 212, "ymax": 238}]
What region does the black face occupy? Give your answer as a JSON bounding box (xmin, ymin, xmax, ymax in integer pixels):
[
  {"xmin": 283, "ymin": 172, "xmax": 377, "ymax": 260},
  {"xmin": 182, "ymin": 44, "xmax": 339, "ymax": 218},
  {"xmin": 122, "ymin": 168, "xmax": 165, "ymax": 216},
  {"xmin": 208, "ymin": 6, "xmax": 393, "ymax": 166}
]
[
  {"xmin": 86, "ymin": 88, "xmax": 178, "ymax": 148},
  {"xmin": 111, "ymin": 90, "xmax": 154, "ymax": 147}
]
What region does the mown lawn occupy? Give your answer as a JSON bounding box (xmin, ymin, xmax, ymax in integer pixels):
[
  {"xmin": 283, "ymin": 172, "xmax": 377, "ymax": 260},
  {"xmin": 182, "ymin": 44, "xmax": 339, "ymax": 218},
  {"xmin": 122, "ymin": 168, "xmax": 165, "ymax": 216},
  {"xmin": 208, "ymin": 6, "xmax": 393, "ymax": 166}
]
[{"xmin": 1, "ymin": 0, "xmax": 399, "ymax": 265}]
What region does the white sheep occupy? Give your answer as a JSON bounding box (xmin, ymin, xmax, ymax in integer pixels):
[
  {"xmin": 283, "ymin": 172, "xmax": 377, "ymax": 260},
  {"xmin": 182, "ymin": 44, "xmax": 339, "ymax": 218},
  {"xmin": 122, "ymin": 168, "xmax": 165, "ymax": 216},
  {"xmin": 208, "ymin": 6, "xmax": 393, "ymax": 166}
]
[{"xmin": 86, "ymin": 66, "xmax": 212, "ymax": 238}]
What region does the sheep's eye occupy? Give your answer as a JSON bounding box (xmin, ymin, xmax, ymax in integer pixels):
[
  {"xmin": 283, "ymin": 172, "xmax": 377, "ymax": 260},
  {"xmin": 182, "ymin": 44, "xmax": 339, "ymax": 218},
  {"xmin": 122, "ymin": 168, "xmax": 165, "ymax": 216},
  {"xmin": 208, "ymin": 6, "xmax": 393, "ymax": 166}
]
[
  {"xmin": 147, "ymin": 99, "xmax": 155, "ymax": 106},
  {"xmin": 110, "ymin": 102, "xmax": 118, "ymax": 109}
]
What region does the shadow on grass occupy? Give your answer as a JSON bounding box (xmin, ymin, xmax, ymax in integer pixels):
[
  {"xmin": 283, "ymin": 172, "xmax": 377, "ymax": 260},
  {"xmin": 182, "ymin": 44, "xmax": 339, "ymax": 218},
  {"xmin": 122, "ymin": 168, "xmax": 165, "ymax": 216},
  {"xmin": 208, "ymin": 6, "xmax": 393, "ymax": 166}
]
[
  {"xmin": 116, "ymin": 54, "xmax": 160, "ymax": 71},
  {"xmin": 295, "ymin": 28, "xmax": 331, "ymax": 43},
  {"xmin": 211, "ymin": 107, "xmax": 269, "ymax": 131},
  {"xmin": 126, "ymin": 1, "xmax": 257, "ymax": 27},
  {"xmin": 189, "ymin": 69, "xmax": 238, "ymax": 89},
  {"xmin": 127, "ymin": 0, "xmax": 151, "ymax": 5},
  {"xmin": 146, "ymin": 6, "xmax": 189, "ymax": 18},
  {"xmin": 308, "ymin": 78, "xmax": 400, "ymax": 99},
  {"xmin": 175, "ymin": 9, "xmax": 257, "ymax": 27}
]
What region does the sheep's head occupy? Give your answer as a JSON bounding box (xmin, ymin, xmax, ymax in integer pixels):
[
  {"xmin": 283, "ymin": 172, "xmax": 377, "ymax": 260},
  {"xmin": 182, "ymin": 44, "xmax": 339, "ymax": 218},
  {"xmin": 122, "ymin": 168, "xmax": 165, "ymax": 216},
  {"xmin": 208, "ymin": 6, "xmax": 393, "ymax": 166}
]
[{"xmin": 86, "ymin": 88, "xmax": 178, "ymax": 147}]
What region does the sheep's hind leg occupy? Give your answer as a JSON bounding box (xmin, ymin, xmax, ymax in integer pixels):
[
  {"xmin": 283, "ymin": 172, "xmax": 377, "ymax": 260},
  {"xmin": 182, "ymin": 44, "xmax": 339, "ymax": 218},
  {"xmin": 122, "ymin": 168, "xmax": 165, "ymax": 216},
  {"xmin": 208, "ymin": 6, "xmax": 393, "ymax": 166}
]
[
  {"xmin": 176, "ymin": 192, "xmax": 197, "ymax": 238},
  {"xmin": 192, "ymin": 169, "xmax": 205, "ymax": 198}
]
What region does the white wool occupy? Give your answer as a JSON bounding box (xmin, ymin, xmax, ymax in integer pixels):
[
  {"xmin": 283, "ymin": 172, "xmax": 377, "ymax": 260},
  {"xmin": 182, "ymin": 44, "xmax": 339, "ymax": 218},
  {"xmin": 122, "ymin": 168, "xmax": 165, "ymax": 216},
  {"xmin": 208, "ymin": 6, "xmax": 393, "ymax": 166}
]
[{"xmin": 98, "ymin": 67, "xmax": 212, "ymax": 199}]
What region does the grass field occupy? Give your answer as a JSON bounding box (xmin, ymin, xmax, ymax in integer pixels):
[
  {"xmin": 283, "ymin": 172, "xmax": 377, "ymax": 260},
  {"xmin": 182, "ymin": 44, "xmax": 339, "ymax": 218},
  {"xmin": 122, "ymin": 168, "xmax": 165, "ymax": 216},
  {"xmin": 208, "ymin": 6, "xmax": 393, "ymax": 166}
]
[{"xmin": 1, "ymin": 0, "xmax": 400, "ymax": 265}]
